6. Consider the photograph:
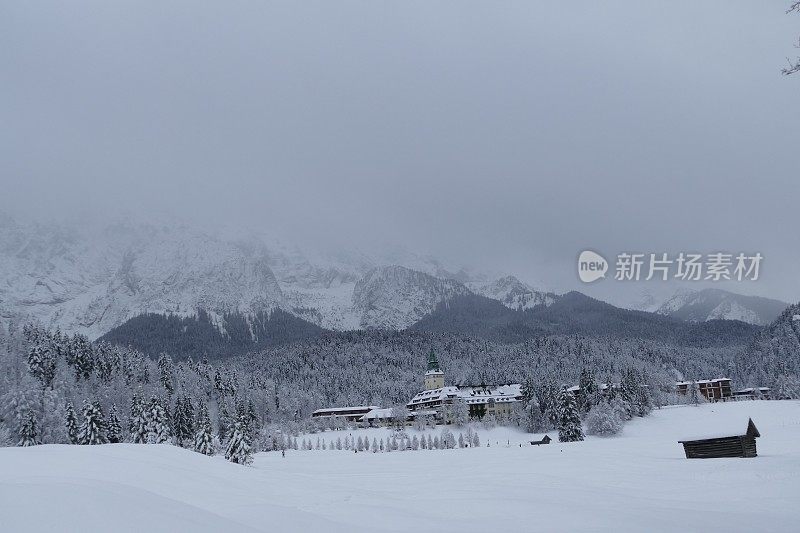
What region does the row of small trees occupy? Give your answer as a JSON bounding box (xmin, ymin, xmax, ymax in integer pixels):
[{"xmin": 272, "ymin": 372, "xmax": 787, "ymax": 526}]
[
  {"xmin": 288, "ymin": 429, "xmax": 481, "ymax": 452},
  {"xmin": 14, "ymin": 391, "xmax": 256, "ymax": 465}
]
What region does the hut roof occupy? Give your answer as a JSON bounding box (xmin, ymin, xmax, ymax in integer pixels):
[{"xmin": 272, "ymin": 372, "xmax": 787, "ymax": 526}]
[{"xmin": 678, "ymin": 418, "xmax": 760, "ymax": 443}]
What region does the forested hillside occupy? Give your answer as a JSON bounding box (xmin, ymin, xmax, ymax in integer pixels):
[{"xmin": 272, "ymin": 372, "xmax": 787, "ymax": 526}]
[
  {"xmin": 411, "ymin": 292, "xmax": 762, "ymax": 346},
  {"xmin": 99, "ymin": 309, "xmax": 328, "ymax": 360},
  {"xmin": 736, "ymin": 303, "xmax": 800, "ymax": 396}
]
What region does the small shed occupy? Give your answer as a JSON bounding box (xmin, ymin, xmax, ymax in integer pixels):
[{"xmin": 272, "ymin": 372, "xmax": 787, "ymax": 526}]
[
  {"xmin": 678, "ymin": 418, "xmax": 760, "ymax": 459},
  {"xmin": 530, "ymin": 435, "xmax": 552, "ymax": 446}
]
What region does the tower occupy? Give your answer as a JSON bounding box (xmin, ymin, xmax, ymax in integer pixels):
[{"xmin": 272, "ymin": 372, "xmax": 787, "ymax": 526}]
[{"xmin": 424, "ymin": 348, "xmax": 444, "ymax": 390}]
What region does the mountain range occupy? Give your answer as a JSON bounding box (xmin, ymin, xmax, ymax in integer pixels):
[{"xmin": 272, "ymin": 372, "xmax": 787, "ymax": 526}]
[
  {"xmin": 0, "ymin": 215, "xmax": 552, "ymax": 339},
  {"xmin": 653, "ymin": 288, "xmax": 787, "ymax": 326},
  {"xmin": 0, "ymin": 214, "xmax": 791, "ymax": 358}
]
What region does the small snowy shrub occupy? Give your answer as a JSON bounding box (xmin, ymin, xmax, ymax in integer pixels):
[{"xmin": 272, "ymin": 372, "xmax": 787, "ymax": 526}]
[{"xmin": 585, "ymin": 401, "xmax": 623, "ymax": 437}]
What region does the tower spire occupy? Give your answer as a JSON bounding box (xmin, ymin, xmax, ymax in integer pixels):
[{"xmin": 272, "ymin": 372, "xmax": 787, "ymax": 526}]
[
  {"xmin": 426, "ymin": 348, "xmax": 441, "ymax": 373},
  {"xmin": 424, "ymin": 348, "xmax": 444, "ymax": 390}
]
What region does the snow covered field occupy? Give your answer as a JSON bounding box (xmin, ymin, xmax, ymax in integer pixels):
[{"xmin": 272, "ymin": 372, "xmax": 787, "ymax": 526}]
[{"xmin": 1, "ymin": 400, "xmax": 798, "ymax": 532}]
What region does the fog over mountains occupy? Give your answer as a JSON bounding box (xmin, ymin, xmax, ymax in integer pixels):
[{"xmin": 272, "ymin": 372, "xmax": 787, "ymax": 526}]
[
  {"xmin": 0, "ymin": 214, "xmax": 790, "ymax": 346},
  {"xmin": 0, "ymin": 214, "xmax": 546, "ymax": 338}
]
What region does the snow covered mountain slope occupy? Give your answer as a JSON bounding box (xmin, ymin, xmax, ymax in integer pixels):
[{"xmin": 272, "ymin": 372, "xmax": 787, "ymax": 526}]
[
  {"xmin": 656, "ymin": 288, "xmax": 787, "ymax": 326},
  {"xmin": 352, "ymin": 265, "xmax": 471, "ymax": 329},
  {"xmin": 0, "ymin": 217, "xmax": 285, "ymax": 339},
  {"xmin": 0, "ymin": 214, "xmax": 545, "ymax": 337},
  {"xmin": 467, "ymin": 275, "xmax": 557, "ymax": 311}
]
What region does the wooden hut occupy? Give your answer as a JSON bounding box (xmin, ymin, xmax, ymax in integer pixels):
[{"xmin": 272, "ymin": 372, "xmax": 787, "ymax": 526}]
[
  {"xmin": 678, "ymin": 418, "xmax": 760, "ymax": 459},
  {"xmin": 530, "ymin": 435, "xmax": 552, "ymax": 446}
]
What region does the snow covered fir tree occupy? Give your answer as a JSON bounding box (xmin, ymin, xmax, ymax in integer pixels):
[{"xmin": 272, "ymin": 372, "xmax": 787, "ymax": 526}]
[
  {"xmin": 77, "ymin": 400, "xmax": 108, "ymax": 445},
  {"xmin": 557, "ymin": 389, "xmax": 584, "ymax": 443}
]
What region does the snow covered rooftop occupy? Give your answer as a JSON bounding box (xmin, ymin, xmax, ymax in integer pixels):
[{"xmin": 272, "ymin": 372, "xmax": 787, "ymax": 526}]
[
  {"xmin": 312, "ymin": 406, "xmax": 380, "ymax": 416},
  {"xmin": 676, "ymin": 378, "xmax": 731, "ymax": 386},
  {"xmin": 407, "ymin": 384, "xmax": 522, "ymax": 408},
  {"xmin": 678, "ymin": 418, "xmax": 760, "ymax": 442},
  {"xmin": 362, "ymin": 408, "xmax": 395, "ymax": 420}
]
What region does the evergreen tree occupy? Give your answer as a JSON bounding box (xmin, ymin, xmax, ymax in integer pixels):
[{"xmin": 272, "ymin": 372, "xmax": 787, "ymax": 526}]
[
  {"xmin": 440, "ymin": 429, "xmax": 456, "ymax": 449},
  {"xmin": 521, "ymin": 377, "xmax": 537, "ymax": 404},
  {"xmin": 609, "ymin": 394, "xmax": 629, "ymax": 423},
  {"xmin": 775, "ymin": 371, "xmax": 800, "ymax": 400},
  {"xmin": 225, "ymin": 415, "xmax": 253, "ymax": 465},
  {"xmin": 157, "ymin": 354, "xmax": 175, "ymax": 397},
  {"xmin": 18, "ymin": 411, "xmax": 39, "ymax": 447},
  {"xmin": 471, "ymin": 431, "xmax": 480, "ymax": 448},
  {"xmin": 557, "ymin": 389, "xmax": 584, "ymax": 443},
  {"xmin": 537, "ymin": 379, "xmax": 561, "ymax": 429},
  {"xmin": 130, "ymin": 395, "xmax": 148, "ymax": 444},
  {"xmin": 522, "ymin": 397, "xmax": 545, "ymax": 433},
  {"xmin": 107, "ymin": 404, "xmax": 123, "ymax": 444},
  {"xmin": 65, "ymin": 401, "xmax": 79, "ymax": 444},
  {"xmin": 68, "ymin": 334, "xmax": 95, "ymax": 381},
  {"xmin": 145, "ymin": 397, "xmax": 171, "ymax": 444},
  {"xmin": 173, "ymin": 396, "xmax": 195, "ymax": 447},
  {"xmin": 194, "ymin": 403, "xmax": 214, "ymax": 455},
  {"xmin": 687, "ymin": 381, "xmax": 704, "ymax": 406},
  {"xmin": 620, "ymin": 368, "xmax": 651, "ymax": 417},
  {"xmin": 246, "ymin": 400, "xmax": 259, "ymax": 437},
  {"xmin": 27, "ymin": 341, "xmax": 56, "ymax": 388},
  {"xmin": 620, "ymin": 368, "xmax": 641, "ymax": 417},
  {"xmin": 78, "ymin": 400, "xmax": 108, "ymax": 445},
  {"xmin": 218, "ymin": 406, "xmax": 230, "ymax": 442},
  {"xmin": 578, "ymin": 367, "xmax": 599, "ymax": 414}
]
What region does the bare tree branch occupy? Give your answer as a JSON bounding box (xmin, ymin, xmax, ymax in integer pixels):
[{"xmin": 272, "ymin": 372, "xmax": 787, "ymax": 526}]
[
  {"xmin": 785, "ymin": 2, "xmax": 800, "ymax": 74},
  {"xmin": 783, "ymin": 59, "xmax": 800, "ymax": 76}
]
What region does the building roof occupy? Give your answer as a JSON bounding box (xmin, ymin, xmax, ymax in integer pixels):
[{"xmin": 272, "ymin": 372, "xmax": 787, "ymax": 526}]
[
  {"xmin": 678, "ymin": 418, "xmax": 761, "ymax": 442},
  {"xmin": 676, "ymin": 378, "xmax": 731, "ymax": 386},
  {"xmin": 362, "ymin": 408, "xmax": 396, "ymax": 420},
  {"xmin": 312, "ymin": 405, "xmax": 380, "ymax": 416},
  {"xmin": 407, "ymin": 383, "xmax": 522, "ymax": 408},
  {"xmin": 734, "ymin": 387, "xmax": 770, "ymax": 394},
  {"xmin": 567, "ymin": 383, "xmax": 619, "ymax": 393}
]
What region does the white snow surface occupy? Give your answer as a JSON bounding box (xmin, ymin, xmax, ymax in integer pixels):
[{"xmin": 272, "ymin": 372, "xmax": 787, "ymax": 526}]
[{"xmin": 1, "ymin": 401, "xmax": 799, "ymax": 532}]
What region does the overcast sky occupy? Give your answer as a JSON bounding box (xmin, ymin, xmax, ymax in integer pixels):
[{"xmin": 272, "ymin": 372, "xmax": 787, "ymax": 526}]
[{"xmin": 1, "ymin": 1, "xmax": 798, "ymax": 302}]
